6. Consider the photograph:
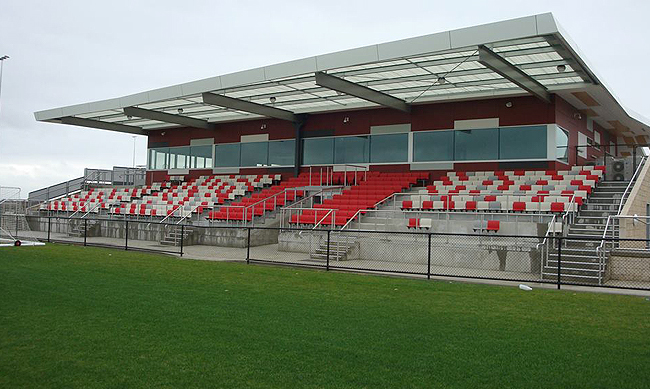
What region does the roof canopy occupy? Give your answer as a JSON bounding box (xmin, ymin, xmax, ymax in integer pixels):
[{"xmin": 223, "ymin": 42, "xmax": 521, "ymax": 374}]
[{"xmin": 35, "ymin": 13, "xmax": 649, "ymax": 143}]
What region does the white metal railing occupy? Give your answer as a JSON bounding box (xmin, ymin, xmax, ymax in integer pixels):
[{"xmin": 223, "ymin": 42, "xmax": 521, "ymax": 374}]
[
  {"xmin": 617, "ymin": 156, "xmax": 646, "ymax": 215},
  {"xmin": 536, "ymin": 214, "xmax": 558, "ymax": 281},
  {"xmin": 596, "ymin": 156, "xmax": 647, "ymax": 284}
]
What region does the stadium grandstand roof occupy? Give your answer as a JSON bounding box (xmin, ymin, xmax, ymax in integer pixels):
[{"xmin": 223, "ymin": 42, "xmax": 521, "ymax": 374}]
[{"xmin": 34, "ymin": 13, "xmax": 650, "ymax": 143}]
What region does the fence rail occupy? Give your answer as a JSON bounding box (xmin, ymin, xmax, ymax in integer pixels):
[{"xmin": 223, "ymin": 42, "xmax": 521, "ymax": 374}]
[{"xmin": 11, "ymin": 215, "xmax": 650, "ymax": 291}]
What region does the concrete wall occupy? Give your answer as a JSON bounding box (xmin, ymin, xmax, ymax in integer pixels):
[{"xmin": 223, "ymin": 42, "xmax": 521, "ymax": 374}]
[
  {"xmin": 619, "ymin": 159, "xmax": 650, "ymax": 244},
  {"xmin": 610, "ymin": 251, "xmax": 650, "ymax": 282}
]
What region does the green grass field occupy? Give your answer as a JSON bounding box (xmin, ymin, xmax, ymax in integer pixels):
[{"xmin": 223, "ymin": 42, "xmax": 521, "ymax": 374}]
[{"xmin": 1, "ymin": 244, "xmax": 649, "ymax": 388}]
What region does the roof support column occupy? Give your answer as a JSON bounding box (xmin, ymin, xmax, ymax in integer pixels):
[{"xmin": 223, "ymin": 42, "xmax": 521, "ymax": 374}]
[{"xmin": 293, "ymin": 121, "xmax": 304, "ymax": 177}]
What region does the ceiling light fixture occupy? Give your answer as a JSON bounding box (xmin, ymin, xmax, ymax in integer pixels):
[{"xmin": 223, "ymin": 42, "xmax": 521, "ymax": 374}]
[
  {"xmin": 557, "ymin": 64, "xmax": 567, "ymax": 73},
  {"xmin": 574, "ymin": 113, "xmax": 583, "ymax": 120},
  {"xmin": 269, "ymin": 96, "xmax": 276, "ymax": 103},
  {"xmin": 437, "ymin": 76, "xmax": 447, "ymax": 84},
  {"xmin": 177, "ymin": 108, "xmax": 184, "ymax": 114},
  {"xmin": 343, "ymin": 116, "xmax": 350, "ymax": 123},
  {"xmin": 505, "ymin": 101, "xmax": 513, "ymax": 108},
  {"xmin": 260, "ymin": 124, "xmax": 267, "ymax": 130},
  {"xmin": 126, "ymin": 115, "xmax": 133, "ymax": 120}
]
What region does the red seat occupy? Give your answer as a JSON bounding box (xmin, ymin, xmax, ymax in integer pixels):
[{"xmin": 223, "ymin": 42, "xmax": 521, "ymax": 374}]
[
  {"xmin": 465, "ymin": 201, "xmax": 477, "ymax": 211},
  {"xmin": 512, "ymin": 202, "xmax": 526, "ymax": 212},
  {"xmin": 408, "ymin": 218, "xmax": 419, "ymax": 228},
  {"xmin": 486, "ymin": 220, "xmax": 500, "ymax": 231},
  {"xmin": 550, "ymin": 202, "xmax": 565, "ymax": 213}
]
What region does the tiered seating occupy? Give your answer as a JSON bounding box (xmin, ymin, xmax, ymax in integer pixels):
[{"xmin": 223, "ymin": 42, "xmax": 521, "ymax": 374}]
[
  {"xmin": 206, "ymin": 173, "xmax": 325, "ymax": 221},
  {"xmin": 115, "ymin": 174, "xmax": 279, "ymax": 217},
  {"xmin": 289, "ymin": 172, "xmax": 419, "ymax": 226},
  {"xmin": 403, "ymin": 166, "xmax": 605, "ymax": 213},
  {"xmin": 43, "ymin": 184, "xmax": 161, "ymax": 213}
]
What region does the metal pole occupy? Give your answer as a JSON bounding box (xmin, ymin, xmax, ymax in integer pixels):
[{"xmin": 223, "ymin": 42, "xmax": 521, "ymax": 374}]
[
  {"xmin": 326, "ymin": 229, "xmax": 331, "ymax": 271},
  {"xmin": 180, "ymin": 224, "xmax": 184, "ymax": 257},
  {"xmin": 427, "ymin": 233, "xmax": 431, "ymax": 279},
  {"xmin": 132, "ymin": 136, "xmax": 137, "ymax": 168},
  {"xmin": 246, "ymin": 227, "xmax": 251, "ymax": 264},
  {"xmin": 15, "ymin": 214, "xmax": 18, "ymax": 238},
  {"xmin": 83, "ymin": 219, "xmax": 87, "ymax": 246},
  {"xmin": 557, "ymin": 236, "xmax": 562, "ymax": 290},
  {"xmin": 47, "ymin": 217, "xmax": 51, "ymax": 242},
  {"xmin": 125, "ymin": 220, "xmax": 129, "ymax": 250}
]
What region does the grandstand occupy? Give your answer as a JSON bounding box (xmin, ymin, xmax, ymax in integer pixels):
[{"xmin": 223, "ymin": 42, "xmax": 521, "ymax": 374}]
[{"xmin": 24, "ymin": 13, "xmax": 650, "ymax": 288}]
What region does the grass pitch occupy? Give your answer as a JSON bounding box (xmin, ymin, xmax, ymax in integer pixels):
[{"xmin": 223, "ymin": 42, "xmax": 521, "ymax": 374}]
[{"xmin": 1, "ymin": 244, "xmax": 649, "ymax": 388}]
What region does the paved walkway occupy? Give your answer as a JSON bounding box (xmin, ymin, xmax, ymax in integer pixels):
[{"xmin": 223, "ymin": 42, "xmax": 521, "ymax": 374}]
[{"xmin": 12, "ymin": 229, "xmax": 650, "ymax": 296}]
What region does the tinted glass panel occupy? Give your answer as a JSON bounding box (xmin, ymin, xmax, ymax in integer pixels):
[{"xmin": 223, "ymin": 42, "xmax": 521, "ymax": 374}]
[
  {"xmin": 556, "ymin": 127, "xmax": 569, "ymax": 162},
  {"xmin": 335, "ymin": 136, "xmax": 369, "ymax": 164},
  {"xmin": 370, "ymin": 133, "xmax": 408, "ymax": 163},
  {"xmin": 169, "ymin": 147, "xmax": 190, "ymax": 169},
  {"xmin": 413, "ymin": 131, "xmax": 454, "ymax": 161},
  {"xmin": 302, "ymin": 138, "xmax": 334, "ymax": 165},
  {"xmin": 499, "ymin": 125, "xmax": 547, "ymax": 159},
  {"xmin": 454, "ymin": 128, "xmax": 499, "ymax": 161},
  {"xmin": 215, "ymin": 143, "xmax": 241, "ymax": 167},
  {"xmin": 241, "ymin": 142, "xmax": 268, "ymax": 167},
  {"xmin": 191, "ymin": 145, "xmax": 213, "ymax": 169},
  {"xmin": 268, "ymin": 140, "xmax": 295, "ymax": 166}
]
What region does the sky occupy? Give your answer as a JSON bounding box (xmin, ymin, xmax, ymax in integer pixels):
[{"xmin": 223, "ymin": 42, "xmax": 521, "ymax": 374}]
[{"xmin": 1, "ymin": 0, "xmax": 649, "ymax": 197}]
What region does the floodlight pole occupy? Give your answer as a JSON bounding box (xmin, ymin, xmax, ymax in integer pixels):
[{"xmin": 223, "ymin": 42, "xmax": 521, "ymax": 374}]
[
  {"xmin": 0, "ymin": 56, "xmax": 9, "ymax": 159},
  {"xmin": 0, "ymin": 55, "xmax": 8, "ymax": 116},
  {"xmin": 132, "ymin": 135, "xmax": 136, "ymax": 167}
]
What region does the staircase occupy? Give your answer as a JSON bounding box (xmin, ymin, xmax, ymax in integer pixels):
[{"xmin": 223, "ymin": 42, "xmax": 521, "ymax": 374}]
[
  {"xmin": 160, "ymin": 225, "xmax": 195, "ymax": 246},
  {"xmin": 542, "ymin": 181, "xmax": 628, "ymax": 284},
  {"xmin": 310, "ymin": 234, "xmax": 357, "ymax": 261}
]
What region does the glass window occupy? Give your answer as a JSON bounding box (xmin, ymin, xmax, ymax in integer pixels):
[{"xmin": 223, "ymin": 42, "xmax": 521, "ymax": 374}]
[
  {"xmin": 169, "ymin": 147, "xmax": 191, "ymax": 169},
  {"xmin": 215, "ymin": 143, "xmax": 241, "ymax": 167},
  {"xmin": 151, "ymin": 148, "xmax": 168, "ymax": 170},
  {"xmin": 413, "ymin": 131, "xmax": 454, "ymax": 162},
  {"xmin": 556, "ymin": 127, "xmax": 569, "ymax": 162},
  {"xmin": 241, "ymin": 142, "xmax": 269, "ymax": 167},
  {"xmin": 454, "ymin": 128, "xmax": 499, "ymax": 161},
  {"xmin": 191, "ymin": 145, "xmax": 213, "ymax": 169},
  {"xmin": 302, "ymin": 138, "xmax": 334, "ymax": 165},
  {"xmin": 370, "ymin": 133, "xmax": 408, "ymax": 163},
  {"xmin": 268, "ymin": 140, "xmax": 295, "ymax": 166},
  {"xmin": 499, "ymin": 126, "xmax": 547, "ymax": 160},
  {"xmin": 334, "ymin": 136, "xmax": 369, "ymax": 164}
]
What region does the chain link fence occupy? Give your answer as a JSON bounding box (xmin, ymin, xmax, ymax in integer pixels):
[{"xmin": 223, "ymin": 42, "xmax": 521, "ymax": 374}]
[{"xmin": 17, "ymin": 216, "xmax": 650, "ymax": 291}]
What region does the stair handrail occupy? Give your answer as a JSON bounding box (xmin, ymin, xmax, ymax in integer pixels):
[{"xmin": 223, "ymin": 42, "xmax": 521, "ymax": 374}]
[
  {"xmin": 536, "ymin": 214, "xmax": 557, "ymax": 280},
  {"xmin": 281, "ymin": 186, "xmax": 344, "ymax": 229},
  {"xmin": 79, "ymin": 201, "xmax": 103, "ymax": 219},
  {"xmin": 312, "ymin": 209, "xmax": 335, "ymax": 230},
  {"xmin": 561, "ymin": 194, "xmax": 578, "ymax": 228},
  {"xmin": 617, "ymin": 156, "xmax": 646, "ymax": 215}
]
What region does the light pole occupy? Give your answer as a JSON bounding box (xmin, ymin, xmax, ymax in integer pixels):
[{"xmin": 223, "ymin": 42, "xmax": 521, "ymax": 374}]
[
  {"xmin": 0, "ymin": 55, "xmax": 8, "ymax": 113},
  {"xmin": 0, "ymin": 55, "xmax": 9, "ymax": 162},
  {"xmin": 132, "ymin": 135, "xmax": 136, "ymax": 167}
]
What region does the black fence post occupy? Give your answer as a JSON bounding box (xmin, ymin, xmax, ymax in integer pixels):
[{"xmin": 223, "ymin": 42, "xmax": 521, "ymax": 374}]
[
  {"xmin": 83, "ymin": 219, "xmax": 87, "ymax": 246},
  {"xmin": 47, "ymin": 217, "xmax": 51, "ymax": 243},
  {"xmin": 557, "ymin": 236, "xmax": 562, "ymax": 290},
  {"xmin": 326, "ymin": 229, "xmax": 331, "ymax": 271},
  {"xmin": 427, "ymin": 233, "xmax": 432, "ymax": 280},
  {"xmin": 246, "ymin": 227, "xmax": 251, "ymax": 264},
  {"xmin": 15, "ymin": 214, "xmax": 19, "ymax": 239},
  {"xmin": 180, "ymin": 224, "xmax": 184, "ymax": 257},
  {"xmin": 125, "ymin": 219, "xmax": 129, "ymax": 251}
]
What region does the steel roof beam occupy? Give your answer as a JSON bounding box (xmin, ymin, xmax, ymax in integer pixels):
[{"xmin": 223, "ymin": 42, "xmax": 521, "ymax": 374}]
[
  {"xmin": 314, "ymin": 71, "xmax": 411, "ymax": 113},
  {"xmin": 123, "ymin": 106, "xmax": 215, "ymax": 130},
  {"xmin": 477, "ymin": 45, "xmax": 551, "ymax": 103},
  {"xmin": 201, "ymin": 92, "xmax": 301, "ymax": 123},
  {"xmin": 60, "ymin": 116, "xmax": 146, "ymax": 135}
]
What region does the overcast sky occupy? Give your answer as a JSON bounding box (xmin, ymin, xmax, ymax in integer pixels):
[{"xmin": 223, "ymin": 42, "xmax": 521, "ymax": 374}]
[{"xmin": 1, "ymin": 0, "xmax": 649, "ymax": 197}]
